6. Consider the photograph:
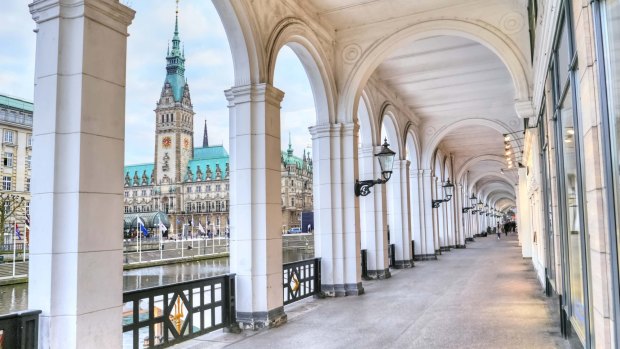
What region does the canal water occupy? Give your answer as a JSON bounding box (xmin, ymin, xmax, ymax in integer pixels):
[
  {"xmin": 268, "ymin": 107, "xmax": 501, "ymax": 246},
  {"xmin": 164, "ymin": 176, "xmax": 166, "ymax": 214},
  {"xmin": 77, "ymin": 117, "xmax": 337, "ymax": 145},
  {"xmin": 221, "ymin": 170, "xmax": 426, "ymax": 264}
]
[{"xmin": 0, "ymin": 249, "xmax": 313, "ymax": 315}]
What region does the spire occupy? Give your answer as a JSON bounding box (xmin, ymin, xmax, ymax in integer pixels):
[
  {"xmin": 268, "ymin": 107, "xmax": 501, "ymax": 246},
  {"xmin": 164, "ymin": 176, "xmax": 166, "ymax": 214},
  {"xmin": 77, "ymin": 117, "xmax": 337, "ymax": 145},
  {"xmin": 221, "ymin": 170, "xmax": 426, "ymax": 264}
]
[
  {"xmin": 165, "ymin": 0, "xmax": 186, "ymax": 102},
  {"xmin": 203, "ymin": 120, "xmax": 209, "ymax": 147},
  {"xmin": 287, "ymin": 132, "xmax": 293, "ymax": 157}
]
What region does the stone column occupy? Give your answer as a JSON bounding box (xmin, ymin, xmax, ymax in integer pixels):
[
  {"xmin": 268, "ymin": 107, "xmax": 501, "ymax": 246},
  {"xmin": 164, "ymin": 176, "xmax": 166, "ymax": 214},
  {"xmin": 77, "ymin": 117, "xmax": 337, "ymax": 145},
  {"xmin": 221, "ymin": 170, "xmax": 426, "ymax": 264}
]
[
  {"xmin": 311, "ymin": 123, "xmax": 364, "ymax": 295},
  {"xmin": 419, "ymin": 170, "xmax": 437, "ymax": 260},
  {"xmin": 226, "ymin": 84, "xmax": 286, "ymax": 329},
  {"xmin": 28, "ymin": 1, "xmax": 134, "ymax": 347},
  {"xmin": 518, "ymin": 169, "xmax": 532, "ymax": 257},
  {"xmin": 390, "ymin": 160, "xmax": 413, "ymax": 268},
  {"xmin": 341, "ymin": 122, "xmax": 364, "ymax": 294},
  {"xmin": 409, "ymin": 170, "xmax": 422, "ymax": 256},
  {"xmin": 358, "ymin": 145, "xmax": 389, "ymax": 278}
]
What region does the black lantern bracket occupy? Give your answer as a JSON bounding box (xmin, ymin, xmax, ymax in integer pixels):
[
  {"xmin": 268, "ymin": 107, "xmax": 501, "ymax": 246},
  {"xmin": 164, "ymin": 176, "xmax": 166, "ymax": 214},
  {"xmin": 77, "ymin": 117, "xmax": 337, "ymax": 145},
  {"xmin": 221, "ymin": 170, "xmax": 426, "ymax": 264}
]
[{"xmin": 355, "ymin": 139, "xmax": 396, "ymax": 197}]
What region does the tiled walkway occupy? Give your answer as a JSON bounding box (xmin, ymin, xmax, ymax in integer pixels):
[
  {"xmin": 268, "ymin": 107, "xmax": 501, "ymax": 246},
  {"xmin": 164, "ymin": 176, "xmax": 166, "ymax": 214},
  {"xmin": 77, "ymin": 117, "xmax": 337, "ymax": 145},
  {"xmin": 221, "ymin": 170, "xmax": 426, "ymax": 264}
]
[{"xmin": 178, "ymin": 234, "xmax": 571, "ymax": 349}]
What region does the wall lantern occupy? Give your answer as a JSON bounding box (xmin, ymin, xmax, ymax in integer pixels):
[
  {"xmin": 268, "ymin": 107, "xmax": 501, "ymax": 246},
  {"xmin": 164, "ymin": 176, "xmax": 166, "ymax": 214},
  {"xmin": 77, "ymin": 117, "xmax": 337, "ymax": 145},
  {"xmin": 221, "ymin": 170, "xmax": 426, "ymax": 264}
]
[
  {"xmin": 476, "ymin": 200, "xmax": 484, "ymax": 210},
  {"xmin": 432, "ymin": 179, "xmax": 454, "ymax": 208},
  {"xmin": 355, "ymin": 139, "xmax": 396, "ymax": 196}
]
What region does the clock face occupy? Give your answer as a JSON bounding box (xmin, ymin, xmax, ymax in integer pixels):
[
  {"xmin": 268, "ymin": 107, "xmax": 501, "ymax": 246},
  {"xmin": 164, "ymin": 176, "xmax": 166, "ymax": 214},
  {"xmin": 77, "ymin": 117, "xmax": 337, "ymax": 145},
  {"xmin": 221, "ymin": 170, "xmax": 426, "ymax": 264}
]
[
  {"xmin": 162, "ymin": 137, "xmax": 172, "ymax": 148},
  {"xmin": 183, "ymin": 138, "xmax": 190, "ymax": 150}
]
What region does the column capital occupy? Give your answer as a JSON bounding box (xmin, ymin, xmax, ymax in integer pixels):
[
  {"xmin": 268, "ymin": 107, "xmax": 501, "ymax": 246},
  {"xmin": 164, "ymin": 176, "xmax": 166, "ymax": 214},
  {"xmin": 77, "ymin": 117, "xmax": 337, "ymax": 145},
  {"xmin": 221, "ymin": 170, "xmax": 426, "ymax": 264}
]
[
  {"xmin": 393, "ymin": 159, "xmax": 410, "ymax": 169},
  {"xmin": 225, "ymin": 83, "xmax": 284, "ymax": 107},
  {"xmin": 421, "ymin": 169, "xmax": 432, "ymax": 177},
  {"xmin": 309, "ymin": 123, "xmax": 340, "ymax": 139},
  {"xmin": 30, "ymin": 0, "xmax": 135, "ymax": 34}
]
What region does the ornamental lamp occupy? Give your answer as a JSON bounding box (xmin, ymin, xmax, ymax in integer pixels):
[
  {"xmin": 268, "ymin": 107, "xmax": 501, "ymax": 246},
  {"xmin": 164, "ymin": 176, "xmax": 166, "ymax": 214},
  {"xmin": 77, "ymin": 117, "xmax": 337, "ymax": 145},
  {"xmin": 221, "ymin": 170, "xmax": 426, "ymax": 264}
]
[
  {"xmin": 376, "ymin": 138, "xmax": 396, "ymax": 181},
  {"xmin": 354, "ymin": 139, "xmax": 396, "ymax": 196}
]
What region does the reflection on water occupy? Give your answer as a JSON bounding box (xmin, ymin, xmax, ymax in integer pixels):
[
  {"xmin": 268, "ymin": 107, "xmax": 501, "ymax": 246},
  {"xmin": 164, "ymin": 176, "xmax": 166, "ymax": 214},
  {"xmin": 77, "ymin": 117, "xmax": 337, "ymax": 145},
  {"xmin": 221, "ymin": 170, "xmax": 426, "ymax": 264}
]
[{"xmin": 1, "ymin": 248, "xmax": 313, "ymax": 314}]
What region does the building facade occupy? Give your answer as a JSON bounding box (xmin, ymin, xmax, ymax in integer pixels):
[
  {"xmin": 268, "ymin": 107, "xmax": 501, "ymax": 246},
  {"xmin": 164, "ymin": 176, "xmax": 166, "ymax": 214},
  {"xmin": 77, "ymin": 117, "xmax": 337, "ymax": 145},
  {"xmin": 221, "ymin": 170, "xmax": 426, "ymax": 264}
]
[
  {"xmin": 122, "ymin": 11, "xmax": 313, "ymax": 237},
  {"xmin": 0, "ymin": 95, "xmax": 32, "ymax": 243}
]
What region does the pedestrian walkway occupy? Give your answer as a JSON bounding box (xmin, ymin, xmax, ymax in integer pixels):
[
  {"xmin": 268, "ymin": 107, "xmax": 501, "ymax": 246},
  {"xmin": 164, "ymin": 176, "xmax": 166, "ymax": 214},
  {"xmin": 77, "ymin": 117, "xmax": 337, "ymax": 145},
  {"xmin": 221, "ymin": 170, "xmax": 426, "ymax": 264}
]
[{"xmin": 177, "ymin": 234, "xmax": 571, "ymax": 349}]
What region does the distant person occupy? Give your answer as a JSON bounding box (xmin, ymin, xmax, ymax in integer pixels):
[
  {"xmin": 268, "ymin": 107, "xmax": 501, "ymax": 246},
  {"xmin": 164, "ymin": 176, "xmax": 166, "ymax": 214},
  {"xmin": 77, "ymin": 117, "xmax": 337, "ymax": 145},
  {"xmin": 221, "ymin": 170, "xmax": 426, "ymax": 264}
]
[
  {"xmin": 308, "ymin": 223, "xmax": 311, "ymax": 233},
  {"xmin": 496, "ymin": 223, "xmax": 501, "ymax": 240}
]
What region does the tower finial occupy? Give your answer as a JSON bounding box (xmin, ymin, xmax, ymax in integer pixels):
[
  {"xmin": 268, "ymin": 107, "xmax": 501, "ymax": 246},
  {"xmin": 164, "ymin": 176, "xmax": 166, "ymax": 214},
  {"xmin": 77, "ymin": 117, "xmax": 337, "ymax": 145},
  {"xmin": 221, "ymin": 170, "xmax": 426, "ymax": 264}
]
[
  {"xmin": 175, "ymin": 0, "xmax": 180, "ymax": 35},
  {"xmin": 287, "ymin": 132, "xmax": 293, "ymax": 157}
]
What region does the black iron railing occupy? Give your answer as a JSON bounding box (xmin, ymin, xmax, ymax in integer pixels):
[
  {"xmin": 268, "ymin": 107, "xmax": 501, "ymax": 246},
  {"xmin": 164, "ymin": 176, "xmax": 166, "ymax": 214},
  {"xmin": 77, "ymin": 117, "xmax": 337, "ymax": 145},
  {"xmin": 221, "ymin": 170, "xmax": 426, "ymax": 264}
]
[
  {"xmin": 283, "ymin": 258, "xmax": 321, "ymax": 305},
  {"xmin": 388, "ymin": 244, "xmax": 396, "ymax": 268},
  {"xmin": 0, "ymin": 310, "xmax": 41, "ymax": 349},
  {"xmin": 122, "ymin": 274, "xmax": 235, "ymax": 348},
  {"xmin": 360, "ymin": 249, "xmax": 369, "ymax": 280}
]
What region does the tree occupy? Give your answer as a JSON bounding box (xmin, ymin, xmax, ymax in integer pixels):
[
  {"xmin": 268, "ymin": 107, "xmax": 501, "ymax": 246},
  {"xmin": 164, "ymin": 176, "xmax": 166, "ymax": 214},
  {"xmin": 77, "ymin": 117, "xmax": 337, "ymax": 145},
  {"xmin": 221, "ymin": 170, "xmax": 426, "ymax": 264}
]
[{"xmin": 0, "ymin": 192, "xmax": 27, "ymax": 245}]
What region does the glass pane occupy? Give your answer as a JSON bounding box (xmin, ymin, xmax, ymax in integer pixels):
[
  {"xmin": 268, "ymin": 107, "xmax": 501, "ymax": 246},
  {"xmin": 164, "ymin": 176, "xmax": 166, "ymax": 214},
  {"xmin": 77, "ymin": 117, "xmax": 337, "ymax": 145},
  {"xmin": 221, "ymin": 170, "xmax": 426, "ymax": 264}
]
[
  {"xmin": 557, "ymin": 21, "xmax": 570, "ymax": 92},
  {"xmin": 605, "ymin": 0, "xmax": 620, "ymax": 282},
  {"xmin": 560, "ymin": 89, "xmax": 586, "ymax": 334}
]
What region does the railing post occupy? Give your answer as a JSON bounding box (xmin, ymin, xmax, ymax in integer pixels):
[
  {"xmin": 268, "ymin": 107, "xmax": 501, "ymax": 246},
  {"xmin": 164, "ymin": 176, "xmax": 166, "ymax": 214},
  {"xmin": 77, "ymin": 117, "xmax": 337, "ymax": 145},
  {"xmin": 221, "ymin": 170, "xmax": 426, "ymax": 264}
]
[
  {"xmin": 360, "ymin": 249, "xmax": 369, "ymax": 280},
  {"xmin": 224, "ymin": 274, "xmax": 240, "ymax": 333},
  {"xmin": 315, "ymin": 257, "xmax": 322, "ymax": 296},
  {"xmin": 411, "ymin": 240, "xmax": 415, "ymax": 262}
]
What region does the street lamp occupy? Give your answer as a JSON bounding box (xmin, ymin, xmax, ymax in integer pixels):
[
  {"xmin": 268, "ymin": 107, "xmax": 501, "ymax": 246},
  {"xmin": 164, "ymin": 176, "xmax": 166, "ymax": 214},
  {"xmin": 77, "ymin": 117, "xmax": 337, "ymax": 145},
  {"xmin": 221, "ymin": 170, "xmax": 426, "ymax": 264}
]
[
  {"xmin": 355, "ymin": 139, "xmax": 397, "ymax": 196},
  {"xmin": 432, "ymin": 179, "xmax": 454, "ymax": 208},
  {"xmin": 462, "ymin": 193, "xmax": 477, "ymax": 213}
]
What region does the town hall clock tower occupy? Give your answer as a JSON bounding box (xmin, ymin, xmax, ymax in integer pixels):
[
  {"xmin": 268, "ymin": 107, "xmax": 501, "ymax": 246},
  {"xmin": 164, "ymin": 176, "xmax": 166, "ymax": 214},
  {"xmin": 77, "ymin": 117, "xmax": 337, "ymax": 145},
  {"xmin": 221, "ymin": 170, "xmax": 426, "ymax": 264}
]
[{"xmin": 154, "ymin": 2, "xmax": 194, "ymax": 188}]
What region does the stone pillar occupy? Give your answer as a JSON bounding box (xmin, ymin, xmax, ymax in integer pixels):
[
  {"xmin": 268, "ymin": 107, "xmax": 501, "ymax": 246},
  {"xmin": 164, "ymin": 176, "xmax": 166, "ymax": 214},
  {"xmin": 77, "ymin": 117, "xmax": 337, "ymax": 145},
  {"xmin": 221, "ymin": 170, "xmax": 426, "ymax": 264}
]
[
  {"xmin": 311, "ymin": 123, "xmax": 364, "ymax": 295},
  {"xmin": 28, "ymin": 1, "xmax": 134, "ymax": 347},
  {"xmin": 409, "ymin": 170, "xmax": 422, "ymax": 256},
  {"xmin": 341, "ymin": 122, "xmax": 364, "ymax": 294},
  {"xmin": 517, "ymin": 169, "xmax": 532, "ymax": 257},
  {"xmin": 226, "ymin": 84, "xmax": 286, "ymax": 329},
  {"xmin": 419, "ymin": 170, "xmax": 437, "ymax": 260},
  {"xmin": 455, "ymin": 185, "xmax": 464, "ymax": 247},
  {"xmin": 358, "ymin": 145, "xmax": 389, "ymax": 278},
  {"xmin": 390, "ymin": 160, "xmax": 413, "ymax": 268}
]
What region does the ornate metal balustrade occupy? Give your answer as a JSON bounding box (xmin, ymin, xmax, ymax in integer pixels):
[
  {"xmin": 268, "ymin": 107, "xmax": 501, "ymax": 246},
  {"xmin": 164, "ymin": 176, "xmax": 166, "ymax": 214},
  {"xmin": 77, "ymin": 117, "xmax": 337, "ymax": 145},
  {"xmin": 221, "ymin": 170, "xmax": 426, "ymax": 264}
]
[
  {"xmin": 0, "ymin": 310, "xmax": 41, "ymax": 349},
  {"xmin": 283, "ymin": 258, "xmax": 321, "ymax": 305},
  {"xmin": 123, "ymin": 274, "xmax": 235, "ymax": 348}
]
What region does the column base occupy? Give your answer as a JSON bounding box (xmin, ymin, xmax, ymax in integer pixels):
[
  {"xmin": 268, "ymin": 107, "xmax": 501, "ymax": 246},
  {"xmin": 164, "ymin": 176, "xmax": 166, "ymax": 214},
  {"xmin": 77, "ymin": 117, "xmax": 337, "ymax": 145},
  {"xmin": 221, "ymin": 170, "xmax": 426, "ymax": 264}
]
[
  {"xmin": 413, "ymin": 254, "xmax": 438, "ymax": 261},
  {"xmin": 455, "ymin": 244, "xmax": 466, "ymax": 249},
  {"xmin": 237, "ymin": 307, "xmax": 287, "ymax": 330},
  {"xmin": 440, "ymin": 246, "xmax": 451, "ymax": 252},
  {"xmin": 394, "ymin": 259, "xmax": 414, "ymax": 269},
  {"xmin": 465, "ymin": 237, "xmax": 475, "ymax": 242},
  {"xmin": 321, "ymin": 283, "xmax": 365, "ymax": 297},
  {"xmin": 367, "ymin": 269, "xmax": 391, "ymax": 279}
]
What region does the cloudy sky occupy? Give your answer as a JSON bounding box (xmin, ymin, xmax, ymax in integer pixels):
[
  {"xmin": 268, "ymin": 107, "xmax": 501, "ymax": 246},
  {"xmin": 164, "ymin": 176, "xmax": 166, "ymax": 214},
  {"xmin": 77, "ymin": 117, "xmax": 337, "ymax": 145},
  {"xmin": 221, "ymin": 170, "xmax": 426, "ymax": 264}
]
[{"xmin": 1, "ymin": 0, "xmax": 314, "ymax": 165}]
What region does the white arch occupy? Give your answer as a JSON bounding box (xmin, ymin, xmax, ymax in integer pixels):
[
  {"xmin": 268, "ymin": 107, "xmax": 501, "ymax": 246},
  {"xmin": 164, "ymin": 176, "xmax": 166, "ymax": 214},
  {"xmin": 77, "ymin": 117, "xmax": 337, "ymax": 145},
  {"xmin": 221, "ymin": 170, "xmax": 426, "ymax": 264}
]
[
  {"xmin": 456, "ymin": 154, "xmax": 510, "ymax": 183},
  {"xmin": 422, "ymin": 118, "xmax": 519, "ymax": 166},
  {"xmin": 266, "ymin": 17, "xmax": 337, "ymax": 125},
  {"xmin": 213, "ymin": 0, "xmax": 264, "ymax": 85},
  {"xmin": 358, "ymin": 90, "xmax": 377, "ymax": 147},
  {"xmin": 340, "ymin": 18, "xmax": 531, "ymax": 125},
  {"xmin": 380, "ymin": 107, "xmax": 403, "ymax": 156},
  {"xmin": 405, "ymin": 124, "xmax": 421, "ymax": 170},
  {"xmin": 468, "ymin": 172, "xmax": 515, "ymax": 194}
]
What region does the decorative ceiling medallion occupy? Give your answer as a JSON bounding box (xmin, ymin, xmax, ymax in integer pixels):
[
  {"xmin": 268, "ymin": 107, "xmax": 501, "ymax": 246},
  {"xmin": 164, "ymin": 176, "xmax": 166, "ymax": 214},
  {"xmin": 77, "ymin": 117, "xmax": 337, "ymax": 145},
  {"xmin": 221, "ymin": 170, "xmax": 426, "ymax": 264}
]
[
  {"xmin": 501, "ymin": 12, "xmax": 524, "ymax": 34},
  {"xmin": 342, "ymin": 44, "xmax": 362, "ymax": 64}
]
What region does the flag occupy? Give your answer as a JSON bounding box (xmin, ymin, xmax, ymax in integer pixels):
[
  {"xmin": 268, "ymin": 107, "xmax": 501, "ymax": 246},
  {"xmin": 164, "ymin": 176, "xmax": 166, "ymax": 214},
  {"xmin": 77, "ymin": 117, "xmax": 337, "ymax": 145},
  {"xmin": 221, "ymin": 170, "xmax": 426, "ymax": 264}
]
[
  {"xmin": 15, "ymin": 223, "xmax": 21, "ymax": 240},
  {"xmin": 158, "ymin": 221, "xmax": 168, "ymax": 232},
  {"xmin": 137, "ymin": 217, "xmax": 148, "ymax": 237},
  {"xmin": 198, "ymin": 222, "xmax": 205, "ymax": 234}
]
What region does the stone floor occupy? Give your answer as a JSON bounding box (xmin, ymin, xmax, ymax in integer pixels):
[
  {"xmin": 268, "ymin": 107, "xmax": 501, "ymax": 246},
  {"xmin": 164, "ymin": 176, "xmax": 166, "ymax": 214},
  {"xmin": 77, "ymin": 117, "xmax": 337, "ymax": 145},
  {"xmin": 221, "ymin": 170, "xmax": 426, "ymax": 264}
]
[{"xmin": 176, "ymin": 234, "xmax": 573, "ymax": 349}]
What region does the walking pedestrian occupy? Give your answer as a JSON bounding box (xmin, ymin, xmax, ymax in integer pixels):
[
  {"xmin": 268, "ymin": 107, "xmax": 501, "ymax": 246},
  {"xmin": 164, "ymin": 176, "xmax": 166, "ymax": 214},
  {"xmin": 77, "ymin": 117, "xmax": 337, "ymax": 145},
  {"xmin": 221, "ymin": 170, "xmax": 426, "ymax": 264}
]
[{"xmin": 496, "ymin": 222, "xmax": 501, "ymax": 239}]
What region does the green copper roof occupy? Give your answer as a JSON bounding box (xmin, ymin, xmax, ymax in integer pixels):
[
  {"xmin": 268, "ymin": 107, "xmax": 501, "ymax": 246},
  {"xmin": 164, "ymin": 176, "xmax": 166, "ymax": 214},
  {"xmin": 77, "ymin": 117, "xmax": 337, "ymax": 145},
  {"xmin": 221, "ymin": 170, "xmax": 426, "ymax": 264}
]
[
  {"xmin": 282, "ymin": 151, "xmax": 305, "ymax": 168},
  {"xmin": 0, "ymin": 95, "xmax": 33, "ymax": 113},
  {"xmin": 165, "ymin": 7, "xmax": 186, "ymax": 102},
  {"xmin": 194, "ymin": 146, "xmax": 228, "ymax": 160},
  {"xmin": 124, "ymin": 163, "xmax": 154, "ymax": 186}
]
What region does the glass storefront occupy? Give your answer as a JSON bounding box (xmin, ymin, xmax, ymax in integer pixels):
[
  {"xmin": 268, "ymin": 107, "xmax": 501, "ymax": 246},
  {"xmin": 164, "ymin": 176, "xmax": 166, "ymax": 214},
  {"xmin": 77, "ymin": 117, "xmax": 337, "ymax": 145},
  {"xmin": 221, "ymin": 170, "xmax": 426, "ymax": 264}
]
[{"xmin": 604, "ymin": 0, "xmax": 620, "ymax": 273}]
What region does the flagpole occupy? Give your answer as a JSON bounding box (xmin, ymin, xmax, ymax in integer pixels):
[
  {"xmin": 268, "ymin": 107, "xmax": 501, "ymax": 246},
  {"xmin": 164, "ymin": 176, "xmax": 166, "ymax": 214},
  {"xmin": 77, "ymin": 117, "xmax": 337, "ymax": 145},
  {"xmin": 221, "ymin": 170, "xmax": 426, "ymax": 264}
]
[
  {"xmin": 22, "ymin": 222, "xmax": 26, "ymax": 263},
  {"xmin": 159, "ymin": 217, "xmax": 163, "ymax": 261},
  {"xmin": 12, "ymin": 220, "xmax": 17, "ymax": 277}
]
